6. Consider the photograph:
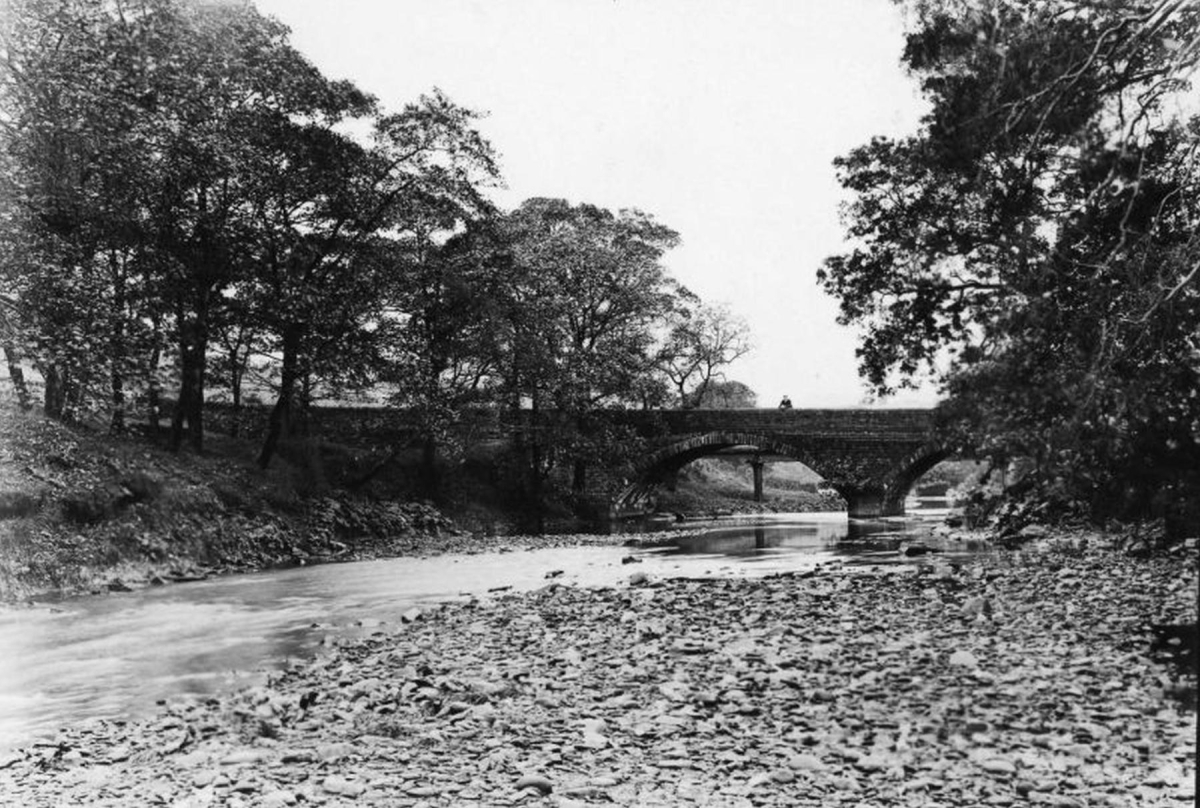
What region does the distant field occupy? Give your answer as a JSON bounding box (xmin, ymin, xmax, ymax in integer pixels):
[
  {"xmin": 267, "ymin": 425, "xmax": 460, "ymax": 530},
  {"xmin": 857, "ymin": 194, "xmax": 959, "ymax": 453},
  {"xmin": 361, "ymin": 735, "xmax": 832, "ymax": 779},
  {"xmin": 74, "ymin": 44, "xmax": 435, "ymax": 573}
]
[{"xmin": 652, "ymin": 456, "xmax": 981, "ymax": 515}]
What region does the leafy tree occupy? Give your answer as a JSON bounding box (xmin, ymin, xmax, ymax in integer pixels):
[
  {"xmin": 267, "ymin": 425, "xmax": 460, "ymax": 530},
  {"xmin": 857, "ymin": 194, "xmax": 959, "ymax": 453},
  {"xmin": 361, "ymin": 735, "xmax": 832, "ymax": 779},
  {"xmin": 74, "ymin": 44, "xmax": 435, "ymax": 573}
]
[
  {"xmin": 2, "ymin": 0, "xmax": 503, "ymax": 467},
  {"xmin": 134, "ymin": 2, "xmax": 386, "ymax": 455},
  {"xmin": 502, "ymin": 198, "xmax": 683, "ymax": 411},
  {"xmin": 0, "ymin": 0, "xmax": 167, "ymax": 425},
  {"xmin": 384, "ymin": 221, "xmax": 512, "ymax": 492},
  {"xmin": 820, "ymin": 0, "xmax": 1200, "ymax": 532},
  {"xmin": 1, "ymin": 0, "xmax": 365, "ymax": 444},
  {"xmin": 500, "ymin": 198, "xmax": 683, "ymax": 496},
  {"xmin": 697, "ymin": 379, "xmax": 758, "ymax": 409},
  {"xmin": 657, "ymin": 301, "xmax": 753, "ymax": 409},
  {"xmin": 248, "ymin": 89, "xmax": 500, "ymax": 468}
]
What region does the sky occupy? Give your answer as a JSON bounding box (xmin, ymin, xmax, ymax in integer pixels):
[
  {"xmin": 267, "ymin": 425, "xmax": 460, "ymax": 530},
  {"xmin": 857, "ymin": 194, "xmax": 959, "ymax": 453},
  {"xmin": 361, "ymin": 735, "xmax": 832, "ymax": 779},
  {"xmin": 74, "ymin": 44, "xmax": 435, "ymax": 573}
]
[{"xmin": 253, "ymin": 0, "xmax": 936, "ymax": 409}]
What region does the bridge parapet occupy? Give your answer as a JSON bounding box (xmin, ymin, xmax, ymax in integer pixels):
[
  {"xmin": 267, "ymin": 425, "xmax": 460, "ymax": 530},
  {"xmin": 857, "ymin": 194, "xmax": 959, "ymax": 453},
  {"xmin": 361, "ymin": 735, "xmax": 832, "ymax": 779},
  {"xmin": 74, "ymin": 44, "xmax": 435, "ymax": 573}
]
[
  {"xmin": 607, "ymin": 408, "xmax": 937, "ymax": 439},
  {"xmin": 201, "ymin": 401, "xmax": 945, "ymax": 519}
]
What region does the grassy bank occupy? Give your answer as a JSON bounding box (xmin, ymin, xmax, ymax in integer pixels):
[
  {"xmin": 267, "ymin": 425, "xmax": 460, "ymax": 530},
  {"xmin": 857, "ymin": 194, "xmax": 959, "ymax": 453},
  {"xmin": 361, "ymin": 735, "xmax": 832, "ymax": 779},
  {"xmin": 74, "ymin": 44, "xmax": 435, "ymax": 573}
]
[
  {"xmin": 653, "ymin": 458, "xmax": 846, "ymax": 515},
  {"xmin": 0, "ymin": 396, "xmax": 715, "ymax": 603},
  {"xmin": 0, "ymin": 400, "xmax": 469, "ymax": 603}
]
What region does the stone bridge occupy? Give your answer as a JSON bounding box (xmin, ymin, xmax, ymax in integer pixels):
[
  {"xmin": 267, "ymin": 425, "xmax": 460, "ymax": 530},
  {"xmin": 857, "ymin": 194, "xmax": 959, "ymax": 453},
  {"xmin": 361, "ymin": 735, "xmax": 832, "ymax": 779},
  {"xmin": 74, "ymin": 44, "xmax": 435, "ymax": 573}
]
[
  {"xmin": 204, "ymin": 402, "xmax": 947, "ymax": 519},
  {"xmin": 587, "ymin": 409, "xmax": 946, "ymax": 518}
]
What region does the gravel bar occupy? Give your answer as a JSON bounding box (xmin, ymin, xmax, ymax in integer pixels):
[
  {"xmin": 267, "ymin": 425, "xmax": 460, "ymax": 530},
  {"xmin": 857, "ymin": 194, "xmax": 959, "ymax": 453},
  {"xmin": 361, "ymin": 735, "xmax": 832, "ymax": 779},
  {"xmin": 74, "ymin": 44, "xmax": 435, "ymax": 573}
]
[{"xmin": 2, "ymin": 537, "xmax": 1195, "ymax": 807}]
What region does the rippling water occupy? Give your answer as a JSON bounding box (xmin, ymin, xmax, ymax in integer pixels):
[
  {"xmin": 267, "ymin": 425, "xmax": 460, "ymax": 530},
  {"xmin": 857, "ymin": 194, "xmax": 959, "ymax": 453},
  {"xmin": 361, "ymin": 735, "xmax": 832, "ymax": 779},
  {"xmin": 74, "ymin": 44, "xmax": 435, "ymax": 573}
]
[{"xmin": 0, "ymin": 508, "xmax": 977, "ymax": 751}]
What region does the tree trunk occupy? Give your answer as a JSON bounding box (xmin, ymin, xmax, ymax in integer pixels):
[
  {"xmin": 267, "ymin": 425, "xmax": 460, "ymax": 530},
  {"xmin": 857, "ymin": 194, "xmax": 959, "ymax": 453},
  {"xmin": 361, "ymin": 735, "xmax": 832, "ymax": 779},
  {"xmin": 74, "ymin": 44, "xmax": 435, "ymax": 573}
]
[
  {"xmin": 109, "ymin": 253, "xmax": 127, "ymax": 435},
  {"xmin": 529, "ymin": 393, "xmax": 545, "ymax": 534},
  {"xmin": 171, "ymin": 300, "xmax": 209, "ymax": 453},
  {"xmin": 110, "ymin": 364, "xmax": 125, "ymax": 433},
  {"xmin": 43, "ymin": 364, "xmax": 65, "ymax": 420},
  {"xmin": 421, "ymin": 435, "xmax": 440, "ymax": 499},
  {"xmin": 675, "ymin": 380, "xmax": 692, "ymax": 409},
  {"xmin": 142, "ymin": 308, "xmax": 163, "ymax": 440},
  {"xmin": 44, "ymin": 365, "xmax": 80, "ymax": 422},
  {"xmin": 3, "ymin": 344, "xmax": 31, "ymax": 411},
  {"xmin": 258, "ymin": 324, "xmax": 301, "ymax": 469},
  {"xmin": 146, "ymin": 340, "xmax": 162, "ymax": 440},
  {"xmin": 571, "ymin": 412, "xmax": 588, "ymax": 492},
  {"xmin": 229, "ymin": 369, "xmax": 242, "ymax": 437},
  {"xmin": 298, "ymin": 371, "xmax": 313, "ymax": 437},
  {"xmin": 228, "ymin": 340, "xmax": 246, "ymax": 438},
  {"xmin": 64, "ymin": 375, "xmax": 84, "ymax": 422}
]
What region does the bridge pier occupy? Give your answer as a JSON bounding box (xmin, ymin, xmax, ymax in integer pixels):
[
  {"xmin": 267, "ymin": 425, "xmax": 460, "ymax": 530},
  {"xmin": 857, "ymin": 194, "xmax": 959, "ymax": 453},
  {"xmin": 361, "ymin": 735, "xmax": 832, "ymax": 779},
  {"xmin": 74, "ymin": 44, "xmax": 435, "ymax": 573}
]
[
  {"xmin": 748, "ymin": 455, "xmax": 765, "ymax": 502},
  {"xmin": 843, "ymin": 486, "xmax": 905, "ymax": 519},
  {"xmin": 604, "ymin": 408, "xmax": 941, "ymax": 521}
]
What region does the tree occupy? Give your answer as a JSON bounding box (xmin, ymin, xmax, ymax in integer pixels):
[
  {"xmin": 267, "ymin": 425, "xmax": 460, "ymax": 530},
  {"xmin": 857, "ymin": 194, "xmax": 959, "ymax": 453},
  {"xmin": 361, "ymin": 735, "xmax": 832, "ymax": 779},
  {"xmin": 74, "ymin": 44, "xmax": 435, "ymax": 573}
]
[
  {"xmin": 697, "ymin": 379, "xmax": 758, "ymax": 409},
  {"xmin": 657, "ymin": 301, "xmax": 753, "ymax": 409},
  {"xmin": 0, "ymin": 0, "xmax": 375, "ymax": 445},
  {"xmin": 819, "ymin": 0, "xmax": 1200, "ymax": 532},
  {"xmin": 135, "ymin": 1, "xmax": 385, "ymax": 455},
  {"xmin": 249, "ymin": 89, "xmax": 500, "ymax": 469},
  {"xmin": 500, "ymin": 198, "xmax": 684, "ymax": 498},
  {"xmin": 502, "ymin": 198, "xmax": 683, "ymax": 411},
  {"xmin": 2, "ymin": 0, "xmax": 505, "ymax": 465},
  {"xmin": 384, "ymin": 221, "xmax": 511, "ymax": 493},
  {"xmin": 1, "ymin": 0, "xmax": 168, "ymax": 425}
]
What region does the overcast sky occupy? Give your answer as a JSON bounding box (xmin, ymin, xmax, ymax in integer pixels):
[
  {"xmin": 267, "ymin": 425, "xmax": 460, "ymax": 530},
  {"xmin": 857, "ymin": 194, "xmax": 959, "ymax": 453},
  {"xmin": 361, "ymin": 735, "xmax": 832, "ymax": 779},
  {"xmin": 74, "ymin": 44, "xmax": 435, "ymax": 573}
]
[{"xmin": 253, "ymin": 0, "xmax": 935, "ymax": 408}]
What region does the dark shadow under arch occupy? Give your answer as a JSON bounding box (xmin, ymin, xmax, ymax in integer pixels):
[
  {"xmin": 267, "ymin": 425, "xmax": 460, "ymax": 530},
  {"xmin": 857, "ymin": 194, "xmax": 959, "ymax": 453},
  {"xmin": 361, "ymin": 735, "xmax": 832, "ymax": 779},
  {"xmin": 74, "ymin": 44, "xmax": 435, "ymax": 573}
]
[
  {"xmin": 881, "ymin": 442, "xmax": 951, "ymax": 515},
  {"xmin": 615, "ymin": 431, "xmax": 831, "ymax": 512}
]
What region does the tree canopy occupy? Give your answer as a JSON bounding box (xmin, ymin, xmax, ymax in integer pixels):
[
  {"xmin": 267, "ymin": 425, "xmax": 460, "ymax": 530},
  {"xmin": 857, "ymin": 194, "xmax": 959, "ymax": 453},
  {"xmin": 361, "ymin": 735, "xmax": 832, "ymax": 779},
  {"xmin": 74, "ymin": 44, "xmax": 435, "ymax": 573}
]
[
  {"xmin": 0, "ymin": 0, "xmax": 754, "ymax": 510},
  {"xmin": 820, "ymin": 0, "xmax": 1200, "ymax": 532}
]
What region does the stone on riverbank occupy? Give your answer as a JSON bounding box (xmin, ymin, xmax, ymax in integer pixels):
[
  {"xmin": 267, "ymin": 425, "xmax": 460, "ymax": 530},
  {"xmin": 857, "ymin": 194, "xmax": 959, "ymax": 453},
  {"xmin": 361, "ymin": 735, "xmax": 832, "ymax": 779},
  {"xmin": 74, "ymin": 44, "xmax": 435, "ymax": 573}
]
[{"xmin": 0, "ymin": 541, "xmax": 1194, "ymax": 807}]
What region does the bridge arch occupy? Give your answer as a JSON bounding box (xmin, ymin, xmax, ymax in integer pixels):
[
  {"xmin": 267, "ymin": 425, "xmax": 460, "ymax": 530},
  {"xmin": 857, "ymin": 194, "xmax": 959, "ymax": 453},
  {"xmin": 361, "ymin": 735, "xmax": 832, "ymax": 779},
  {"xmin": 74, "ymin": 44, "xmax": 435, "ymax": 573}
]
[
  {"xmin": 613, "ymin": 432, "xmax": 953, "ymax": 519},
  {"xmin": 613, "ymin": 431, "xmax": 837, "ymax": 513},
  {"xmin": 879, "ymin": 440, "xmax": 951, "ymax": 515}
]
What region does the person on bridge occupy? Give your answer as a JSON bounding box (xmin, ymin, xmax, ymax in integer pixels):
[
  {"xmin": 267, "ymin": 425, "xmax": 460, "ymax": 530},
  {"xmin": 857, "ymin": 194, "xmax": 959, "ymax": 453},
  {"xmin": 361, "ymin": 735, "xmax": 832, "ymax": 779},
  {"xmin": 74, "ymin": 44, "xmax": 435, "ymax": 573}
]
[{"xmin": 778, "ymin": 395, "xmax": 793, "ymax": 410}]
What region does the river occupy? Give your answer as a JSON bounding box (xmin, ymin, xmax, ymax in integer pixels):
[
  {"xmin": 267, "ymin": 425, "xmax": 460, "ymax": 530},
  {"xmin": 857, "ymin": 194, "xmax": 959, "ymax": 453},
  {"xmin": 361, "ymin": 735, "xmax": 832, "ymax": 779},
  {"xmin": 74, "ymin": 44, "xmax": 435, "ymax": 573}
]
[{"xmin": 0, "ymin": 507, "xmax": 979, "ymax": 752}]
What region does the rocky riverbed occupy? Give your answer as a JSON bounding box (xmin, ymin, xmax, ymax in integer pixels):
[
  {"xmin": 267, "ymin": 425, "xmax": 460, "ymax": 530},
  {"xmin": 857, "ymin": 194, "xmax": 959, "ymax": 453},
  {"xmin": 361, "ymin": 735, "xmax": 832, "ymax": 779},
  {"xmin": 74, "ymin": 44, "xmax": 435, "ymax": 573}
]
[{"xmin": 1, "ymin": 536, "xmax": 1195, "ymax": 807}]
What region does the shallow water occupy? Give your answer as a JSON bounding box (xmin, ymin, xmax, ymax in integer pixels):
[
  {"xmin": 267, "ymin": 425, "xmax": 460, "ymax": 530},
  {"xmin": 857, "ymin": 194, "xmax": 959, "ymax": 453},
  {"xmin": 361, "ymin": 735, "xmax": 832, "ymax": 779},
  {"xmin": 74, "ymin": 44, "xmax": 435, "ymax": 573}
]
[{"xmin": 0, "ymin": 508, "xmax": 976, "ymax": 751}]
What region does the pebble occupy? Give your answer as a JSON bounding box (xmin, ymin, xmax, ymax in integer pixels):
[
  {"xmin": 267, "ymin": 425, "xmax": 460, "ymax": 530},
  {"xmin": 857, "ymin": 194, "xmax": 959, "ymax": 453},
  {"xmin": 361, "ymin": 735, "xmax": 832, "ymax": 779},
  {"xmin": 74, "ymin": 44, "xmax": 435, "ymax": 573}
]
[
  {"xmin": 322, "ymin": 775, "xmax": 366, "ymax": 796},
  {"xmin": 219, "ymin": 749, "xmax": 268, "ymax": 765},
  {"xmin": 787, "ymin": 753, "xmax": 825, "ymax": 771},
  {"xmin": 0, "ymin": 538, "xmax": 1192, "ymax": 808},
  {"xmin": 316, "ymin": 742, "xmax": 354, "ymax": 762},
  {"xmin": 515, "ymin": 774, "xmax": 553, "ymax": 794},
  {"xmin": 854, "ymin": 755, "xmax": 888, "ymax": 773},
  {"xmin": 260, "ymin": 791, "xmax": 297, "ymax": 808},
  {"xmin": 979, "ymin": 758, "xmax": 1017, "ymax": 776}
]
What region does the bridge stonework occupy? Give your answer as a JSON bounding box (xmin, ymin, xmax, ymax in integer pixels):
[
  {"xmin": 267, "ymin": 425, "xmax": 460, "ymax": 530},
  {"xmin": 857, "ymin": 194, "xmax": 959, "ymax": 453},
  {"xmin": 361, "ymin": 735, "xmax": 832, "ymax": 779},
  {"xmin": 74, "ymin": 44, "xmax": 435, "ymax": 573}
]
[
  {"xmin": 202, "ymin": 402, "xmax": 946, "ymax": 520},
  {"xmin": 596, "ymin": 409, "xmax": 945, "ymax": 519}
]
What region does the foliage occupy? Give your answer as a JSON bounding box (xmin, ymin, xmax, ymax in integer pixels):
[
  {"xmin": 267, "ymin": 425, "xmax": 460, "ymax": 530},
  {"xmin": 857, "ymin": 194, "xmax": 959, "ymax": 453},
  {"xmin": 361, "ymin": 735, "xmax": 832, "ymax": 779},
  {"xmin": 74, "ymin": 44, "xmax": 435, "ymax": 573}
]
[
  {"xmin": 383, "ymin": 219, "xmax": 511, "ymax": 461},
  {"xmin": 696, "ymin": 379, "xmax": 758, "ymax": 409},
  {"xmin": 657, "ymin": 301, "xmax": 753, "ymax": 409},
  {"xmin": 500, "ymin": 198, "xmax": 684, "ymax": 412},
  {"xmin": 820, "ymin": 0, "xmax": 1200, "ymax": 533},
  {"xmin": 0, "ymin": 0, "xmax": 755, "ymax": 518}
]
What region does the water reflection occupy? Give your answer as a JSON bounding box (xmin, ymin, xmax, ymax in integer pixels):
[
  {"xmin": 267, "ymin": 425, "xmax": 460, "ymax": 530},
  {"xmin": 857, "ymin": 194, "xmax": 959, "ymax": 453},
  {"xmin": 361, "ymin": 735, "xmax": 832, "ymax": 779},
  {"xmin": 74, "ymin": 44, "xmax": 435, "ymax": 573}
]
[{"xmin": 656, "ymin": 508, "xmax": 991, "ymax": 572}]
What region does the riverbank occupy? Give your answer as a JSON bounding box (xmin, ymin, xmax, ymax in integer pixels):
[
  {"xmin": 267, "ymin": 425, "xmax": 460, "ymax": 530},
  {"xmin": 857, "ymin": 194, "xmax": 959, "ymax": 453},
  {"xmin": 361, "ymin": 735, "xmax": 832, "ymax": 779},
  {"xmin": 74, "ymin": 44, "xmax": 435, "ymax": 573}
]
[
  {"xmin": 1, "ymin": 397, "xmax": 747, "ymax": 604},
  {"xmin": 653, "ymin": 458, "xmax": 846, "ymax": 515},
  {"xmin": 0, "ymin": 401, "xmax": 651, "ymax": 604},
  {"xmin": 2, "ymin": 535, "xmax": 1194, "ymax": 807}
]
